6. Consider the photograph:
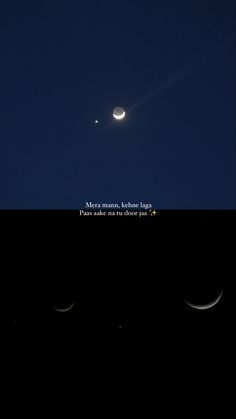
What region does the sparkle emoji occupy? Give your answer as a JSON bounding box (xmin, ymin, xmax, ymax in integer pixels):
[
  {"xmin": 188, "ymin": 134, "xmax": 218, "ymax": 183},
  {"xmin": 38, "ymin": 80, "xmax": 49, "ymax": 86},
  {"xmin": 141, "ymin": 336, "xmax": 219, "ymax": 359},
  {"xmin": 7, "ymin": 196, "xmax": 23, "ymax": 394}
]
[{"xmin": 150, "ymin": 210, "xmax": 157, "ymax": 216}]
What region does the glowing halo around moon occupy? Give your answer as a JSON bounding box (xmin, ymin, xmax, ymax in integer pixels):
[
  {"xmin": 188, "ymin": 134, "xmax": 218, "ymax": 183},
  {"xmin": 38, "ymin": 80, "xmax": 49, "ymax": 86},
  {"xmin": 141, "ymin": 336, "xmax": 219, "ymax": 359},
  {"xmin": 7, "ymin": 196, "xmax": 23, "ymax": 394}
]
[
  {"xmin": 52, "ymin": 301, "xmax": 75, "ymax": 313},
  {"xmin": 113, "ymin": 106, "xmax": 126, "ymax": 120},
  {"xmin": 185, "ymin": 289, "xmax": 223, "ymax": 310}
]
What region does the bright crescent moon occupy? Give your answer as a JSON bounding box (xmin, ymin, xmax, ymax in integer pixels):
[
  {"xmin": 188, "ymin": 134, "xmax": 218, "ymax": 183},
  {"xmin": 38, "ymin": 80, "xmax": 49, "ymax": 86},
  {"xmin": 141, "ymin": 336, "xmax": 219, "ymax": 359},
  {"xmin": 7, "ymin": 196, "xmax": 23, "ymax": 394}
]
[
  {"xmin": 113, "ymin": 111, "xmax": 126, "ymax": 120},
  {"xmin": 185, "ymin": 289, "xmax": 223, "ymax": 310},
  {"xmin": 113, "ymin": 106, "xmax": 126, "ymax": 120},
  {"xmin": 52, "ymin": 301, "xmax": 75, "ymax": 313}
]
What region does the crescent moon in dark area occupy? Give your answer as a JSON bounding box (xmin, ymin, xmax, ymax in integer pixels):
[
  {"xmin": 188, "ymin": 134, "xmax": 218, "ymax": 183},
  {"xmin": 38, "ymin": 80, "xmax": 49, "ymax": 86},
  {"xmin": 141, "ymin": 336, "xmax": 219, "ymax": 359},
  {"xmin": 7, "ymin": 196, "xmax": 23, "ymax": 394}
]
[
  {"xmin": 52, "ymin": 301, "xmax": 75, "ymax": 313},
  {"xmin": 185, "ymin": 289, "xmax": 223, "ymax": 310}
]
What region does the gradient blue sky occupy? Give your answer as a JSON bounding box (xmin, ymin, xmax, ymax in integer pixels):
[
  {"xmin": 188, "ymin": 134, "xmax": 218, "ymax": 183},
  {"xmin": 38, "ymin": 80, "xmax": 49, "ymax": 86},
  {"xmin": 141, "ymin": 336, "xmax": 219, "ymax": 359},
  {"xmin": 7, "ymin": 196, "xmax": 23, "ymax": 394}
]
[{"xmin": 0, "ymin": 0, "xmax": 235, "ymax": 208}]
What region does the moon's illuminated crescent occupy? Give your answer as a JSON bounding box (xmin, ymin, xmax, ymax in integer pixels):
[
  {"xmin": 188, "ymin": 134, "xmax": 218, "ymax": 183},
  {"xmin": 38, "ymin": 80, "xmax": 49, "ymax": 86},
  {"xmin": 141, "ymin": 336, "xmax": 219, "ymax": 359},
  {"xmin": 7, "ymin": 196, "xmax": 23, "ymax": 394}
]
[
  {"xmin": 185, "ymin": 289, "xmax": 223, "ymax": 310},
  {"xmin": 113, "ymin": 111, "xmax": 125, "ymax": 120},
  {"xmin": 113, "ymin": 106, "xmax": 126, "ymax": 120},
  {"xmin": 52, "ymin": 301, "xmax": 75, "ymax": 313}
]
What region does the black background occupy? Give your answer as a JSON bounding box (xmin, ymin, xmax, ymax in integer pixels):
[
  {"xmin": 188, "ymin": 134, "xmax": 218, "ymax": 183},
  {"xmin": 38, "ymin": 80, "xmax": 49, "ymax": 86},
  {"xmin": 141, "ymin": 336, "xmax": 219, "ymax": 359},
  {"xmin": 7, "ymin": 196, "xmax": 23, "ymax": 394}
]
[{"xmin": 1, "ymin": 211, "xmax": 235, "ymax": 417}]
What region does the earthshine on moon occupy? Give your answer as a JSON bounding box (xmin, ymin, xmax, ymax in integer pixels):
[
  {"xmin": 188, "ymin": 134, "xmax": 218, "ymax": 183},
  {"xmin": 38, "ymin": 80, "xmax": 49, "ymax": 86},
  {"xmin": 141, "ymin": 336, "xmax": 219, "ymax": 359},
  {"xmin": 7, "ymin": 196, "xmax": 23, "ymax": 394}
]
[{"xmin": 113, "ymin": 106, "xmax": 126, "ymax": 120}]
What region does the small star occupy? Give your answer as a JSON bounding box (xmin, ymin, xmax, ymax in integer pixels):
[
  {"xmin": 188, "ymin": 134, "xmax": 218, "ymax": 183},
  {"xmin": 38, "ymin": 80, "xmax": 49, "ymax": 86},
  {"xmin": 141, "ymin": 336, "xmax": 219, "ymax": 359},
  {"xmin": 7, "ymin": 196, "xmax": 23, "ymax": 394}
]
[
  {"xmin": 150, "ymin": 210, "xmax": 157, "ymax": 216},
  {"xmin": 94, "ymin": 120, "xmax": 99, "ymax": 124}
]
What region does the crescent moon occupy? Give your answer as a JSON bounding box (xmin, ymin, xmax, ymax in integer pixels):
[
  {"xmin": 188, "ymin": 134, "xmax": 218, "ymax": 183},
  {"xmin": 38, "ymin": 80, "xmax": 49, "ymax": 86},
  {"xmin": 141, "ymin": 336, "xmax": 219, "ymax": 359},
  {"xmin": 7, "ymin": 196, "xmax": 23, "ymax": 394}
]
[
  {"xmin": 113, "ymin": 111, "xmax": 126, "ymax": 120},
  {"xmin": 185, "ymin": 289, "xmax": 223, "ymax": 310},
  {"xmin": 52, "ymin": 301, "xmax": 75, "ymax": 313}
]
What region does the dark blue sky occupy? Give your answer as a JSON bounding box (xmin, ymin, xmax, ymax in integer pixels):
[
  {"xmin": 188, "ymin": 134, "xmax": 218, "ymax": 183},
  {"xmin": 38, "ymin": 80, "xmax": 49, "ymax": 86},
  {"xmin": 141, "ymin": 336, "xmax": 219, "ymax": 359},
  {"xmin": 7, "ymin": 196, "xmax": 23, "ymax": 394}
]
[{"xmin": 0, "ymin": 0, "xmax": 235, "ymax": 209}]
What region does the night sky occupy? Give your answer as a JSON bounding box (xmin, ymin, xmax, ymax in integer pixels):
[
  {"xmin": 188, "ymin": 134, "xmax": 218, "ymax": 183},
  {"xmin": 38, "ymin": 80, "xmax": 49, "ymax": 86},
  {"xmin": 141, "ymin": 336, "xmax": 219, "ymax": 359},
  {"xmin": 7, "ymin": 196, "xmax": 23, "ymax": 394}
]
[{"xmin": 0, "ymin": 0, "xmax": 235, "ymax": 209}]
